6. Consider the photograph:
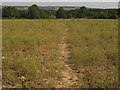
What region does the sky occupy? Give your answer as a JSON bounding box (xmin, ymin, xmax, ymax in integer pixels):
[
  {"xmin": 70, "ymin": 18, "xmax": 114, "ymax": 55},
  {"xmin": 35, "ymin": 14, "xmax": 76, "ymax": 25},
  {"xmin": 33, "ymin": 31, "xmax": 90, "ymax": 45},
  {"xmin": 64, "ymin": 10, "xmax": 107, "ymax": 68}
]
[
  {"xmin": 1, "ymin": 0, "xmax": 119, "ymax": 2},
  {"xmin": 1, "ymin": 0, "xmax": 120, "ymax": 8}
]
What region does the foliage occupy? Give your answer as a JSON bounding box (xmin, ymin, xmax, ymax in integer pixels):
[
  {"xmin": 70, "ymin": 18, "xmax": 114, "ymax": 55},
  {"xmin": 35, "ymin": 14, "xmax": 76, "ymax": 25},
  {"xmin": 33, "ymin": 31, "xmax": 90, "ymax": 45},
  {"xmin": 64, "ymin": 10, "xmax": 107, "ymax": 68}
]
[
  {"xmin": 56, "ymin": 6, "xmax": 118, "ymax": 19},
  {"xmin": 64, "ymin": 19, "xmax": 118, "ymax": 88},
  {"xmin": 56, "ymin": 7, "xmax": 67, "ymax": 19},
  {"xmin": 2, "ymin": 20, "xmax": 66, "ymax": 88},
  {"xmin": 2, "ymin": 6, "xmax": 19, "ymax": 18},
  {"xmin": 2, "ymin": 5, "xmax": 118, "ymax": 19},
  {"xmin": 2, "ymin": 19, "xmax": 118, "ymax": 88},
  {"xmin": 76, "ymin": 6, "xmax": 88, "ymax": 18},
  {"xmin": 28, "ymin": 4, "xmax": 40, "ymax": 19}
]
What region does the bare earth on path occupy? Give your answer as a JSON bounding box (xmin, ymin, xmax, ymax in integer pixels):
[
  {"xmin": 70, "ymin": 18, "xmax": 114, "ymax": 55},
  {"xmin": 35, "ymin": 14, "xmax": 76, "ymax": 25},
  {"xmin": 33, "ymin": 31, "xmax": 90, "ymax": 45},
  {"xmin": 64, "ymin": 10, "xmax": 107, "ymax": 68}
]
[{"xmin": 55, "ymin": 26, "xmax": 80, "ymax": 88}]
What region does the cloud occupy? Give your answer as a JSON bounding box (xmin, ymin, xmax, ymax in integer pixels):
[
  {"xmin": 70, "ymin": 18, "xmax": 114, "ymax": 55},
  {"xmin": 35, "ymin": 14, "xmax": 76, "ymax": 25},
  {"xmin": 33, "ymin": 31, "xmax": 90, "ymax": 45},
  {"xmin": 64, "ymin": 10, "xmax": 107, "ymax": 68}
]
[{"xmin": 1, "ymin": 0, "xmax": 119, "ymax": 2}]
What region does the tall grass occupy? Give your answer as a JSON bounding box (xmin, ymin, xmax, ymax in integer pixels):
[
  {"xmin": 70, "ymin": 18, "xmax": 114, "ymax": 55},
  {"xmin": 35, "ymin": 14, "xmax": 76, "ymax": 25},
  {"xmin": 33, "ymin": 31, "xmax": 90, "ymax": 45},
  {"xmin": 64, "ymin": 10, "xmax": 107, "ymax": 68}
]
[
  {"xmin": 2, "ymin": 19, "xmax": 66, "ymax": 88},
  {"xmin": 2, "ymin": 19, "xmax": 118, "ymax": 88},
  {"xmin": 65, "ymin": 19, "xmax": 118, "ymax": 88}
]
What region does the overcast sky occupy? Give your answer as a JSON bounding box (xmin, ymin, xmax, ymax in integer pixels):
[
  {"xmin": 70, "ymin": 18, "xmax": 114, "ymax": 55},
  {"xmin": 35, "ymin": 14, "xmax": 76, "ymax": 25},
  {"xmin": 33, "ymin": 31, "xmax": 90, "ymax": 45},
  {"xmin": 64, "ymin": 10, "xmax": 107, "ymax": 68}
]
[
  {"xmin": 1, "ymin": 0, "xmax": 120, "ymax": 8},
  {"xmin": 1, "ymin": 0, "xmax": 119, "ymax": 2}
]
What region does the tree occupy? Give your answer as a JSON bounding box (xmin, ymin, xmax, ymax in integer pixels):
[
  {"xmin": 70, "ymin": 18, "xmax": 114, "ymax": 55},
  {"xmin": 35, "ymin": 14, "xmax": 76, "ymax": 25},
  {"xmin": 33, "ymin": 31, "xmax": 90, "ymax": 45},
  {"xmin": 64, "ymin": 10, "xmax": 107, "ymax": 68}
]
[
  {"xmin": 66, "ymin": 11, "xmax": 71, "ymax": 18},
  {"xmin": 19, "ymin": 10, "xmax": 28, "ymax": 19},
  {"xmin": 108, "ymin": 14, "xmax": 118, "ymax": 19},
  {"xmin": 43, "ymin": 10, "xmax": 51, "ymax": 18},
  {"xmin": 76, "ymin": 6, "xmax": 88, "ymax": 18},
  {"xmin": 2, "ymin": 5, "xmax": 118, "ymax": 19},
  {"xmin": 39, "ymin": 9, "xmax": 51, "ymax": 19},
  {"xmin": 97, "ymin": 12, "xmax": 108, "ymax": 19},
  {"xmin": 28, "ymin": 4, "xmax": 40, "ymax": 19},
  {"xmin": 118, "ymin": 8, "xmax": 120, "ymax": 18},
  {"xmin": 107, "ymin": 9, "xmax": 118, "ymax": 19},
  {"xmin": 56, "ymin": 7, "xmax": 67, "ymax": 19},
  {"xmin": 2, "ymin": 6, "xmax": 19, "ymax": 18}
]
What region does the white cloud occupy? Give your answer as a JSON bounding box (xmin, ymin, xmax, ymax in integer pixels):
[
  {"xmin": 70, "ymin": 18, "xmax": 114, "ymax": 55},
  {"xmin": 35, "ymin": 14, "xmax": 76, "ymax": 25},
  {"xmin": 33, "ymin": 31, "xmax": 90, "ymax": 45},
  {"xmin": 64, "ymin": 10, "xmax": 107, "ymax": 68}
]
[{"xmin": 1, "ymin": 0, "xmax": 119, "ymax": 2}]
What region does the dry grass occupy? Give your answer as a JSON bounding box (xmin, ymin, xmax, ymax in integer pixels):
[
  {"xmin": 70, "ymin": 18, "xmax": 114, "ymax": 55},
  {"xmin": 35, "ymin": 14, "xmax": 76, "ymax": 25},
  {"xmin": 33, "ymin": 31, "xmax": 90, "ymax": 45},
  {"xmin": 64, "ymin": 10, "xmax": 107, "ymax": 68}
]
[
  {"xmin": 2, "ymin": 19, "xmax": 66, "ymax": 88},
  {"xmin": 2, "ymin": 19, "xmax": 118, "ymax": 88},
  {"xmin": 65, "ymin": 19, "xmax": 118, "ymax": 88}
]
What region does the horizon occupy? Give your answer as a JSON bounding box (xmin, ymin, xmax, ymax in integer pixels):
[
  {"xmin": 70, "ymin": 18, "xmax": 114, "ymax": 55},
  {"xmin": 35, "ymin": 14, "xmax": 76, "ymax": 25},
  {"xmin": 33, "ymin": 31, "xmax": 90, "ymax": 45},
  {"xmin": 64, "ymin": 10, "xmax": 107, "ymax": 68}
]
[{"xmin": 1, "ymin": 2, "xmax": 119, "ymax": 9}]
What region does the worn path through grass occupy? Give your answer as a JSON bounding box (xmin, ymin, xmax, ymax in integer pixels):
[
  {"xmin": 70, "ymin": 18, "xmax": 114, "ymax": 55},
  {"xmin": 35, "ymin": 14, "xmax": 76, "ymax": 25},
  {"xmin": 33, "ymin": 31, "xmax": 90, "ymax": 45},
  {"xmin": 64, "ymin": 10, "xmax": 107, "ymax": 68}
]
[
  {"xmin": 3, "ymin": 19, "xmax": 118, "ymax": 88},
  {"xmin": 55, "ymin": 24, "xmax": 80, "ymax": 88}
]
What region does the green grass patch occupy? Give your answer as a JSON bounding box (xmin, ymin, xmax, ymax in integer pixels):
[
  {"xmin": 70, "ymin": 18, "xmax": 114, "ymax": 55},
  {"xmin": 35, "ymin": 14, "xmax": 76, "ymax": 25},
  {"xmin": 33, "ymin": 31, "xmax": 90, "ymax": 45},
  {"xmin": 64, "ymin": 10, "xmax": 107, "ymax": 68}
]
[{"xmin": 65, "ymin": 19, "xmax": 118, "ymax": 88}]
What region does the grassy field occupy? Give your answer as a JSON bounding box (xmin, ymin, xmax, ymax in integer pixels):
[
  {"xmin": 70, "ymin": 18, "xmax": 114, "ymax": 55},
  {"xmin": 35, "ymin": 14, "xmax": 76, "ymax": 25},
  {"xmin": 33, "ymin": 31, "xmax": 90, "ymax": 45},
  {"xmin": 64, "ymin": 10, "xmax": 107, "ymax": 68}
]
[
  {"xmin": 65, "ymin": 19, "xmax": 118, "ymax": 88},
  {"xmin": 2, "ymin": 19, "xmax": 118, "ymax": 88},
  {"xmin": 2, "ymin": 20, "xmax": 67, "ymax": 88}
]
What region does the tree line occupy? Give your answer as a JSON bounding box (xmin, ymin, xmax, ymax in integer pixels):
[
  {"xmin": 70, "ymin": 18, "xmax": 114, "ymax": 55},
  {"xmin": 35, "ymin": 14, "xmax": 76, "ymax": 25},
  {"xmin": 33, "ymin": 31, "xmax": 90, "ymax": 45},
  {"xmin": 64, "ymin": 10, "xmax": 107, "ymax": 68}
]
[
  {"xmin": 2, "ymin": 4, "xmax": 119, "ymax": 19},
  {"xmin": 56, "ymin": 7, "xmax": 119, "ymax": 19},
  {"xmin": 2, "ymin": 4, "xmax": 51, "ymax": 19}
]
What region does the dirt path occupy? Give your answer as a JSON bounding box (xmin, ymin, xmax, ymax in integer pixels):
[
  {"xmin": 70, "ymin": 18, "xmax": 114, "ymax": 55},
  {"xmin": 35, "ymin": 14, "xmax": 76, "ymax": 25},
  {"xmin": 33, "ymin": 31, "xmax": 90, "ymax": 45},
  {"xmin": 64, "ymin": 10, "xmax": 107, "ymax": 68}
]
[{"xmin": 55, "ymin": 26, "xmax": 79, "ymax": 88}]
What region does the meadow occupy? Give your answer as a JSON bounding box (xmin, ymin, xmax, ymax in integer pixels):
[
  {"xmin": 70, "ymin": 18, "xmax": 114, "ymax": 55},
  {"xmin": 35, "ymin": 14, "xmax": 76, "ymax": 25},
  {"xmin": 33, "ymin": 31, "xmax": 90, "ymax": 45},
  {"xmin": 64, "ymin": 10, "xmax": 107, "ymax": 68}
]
[
  {"xmin": 65, "ymin": 19, "xmax": 118, "ymax": 88},
  {"xmin": 2, "ymin": 19, "xmax": 118, "ymax": 88},
  {"xmin": 2, "ymin": 20, "xmax": 66, "ymax": 88}
]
